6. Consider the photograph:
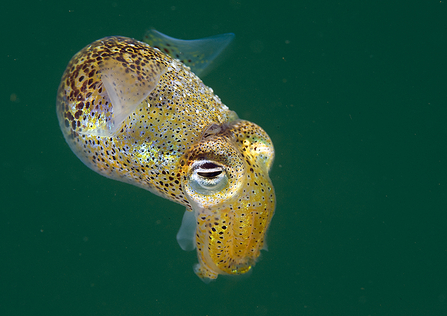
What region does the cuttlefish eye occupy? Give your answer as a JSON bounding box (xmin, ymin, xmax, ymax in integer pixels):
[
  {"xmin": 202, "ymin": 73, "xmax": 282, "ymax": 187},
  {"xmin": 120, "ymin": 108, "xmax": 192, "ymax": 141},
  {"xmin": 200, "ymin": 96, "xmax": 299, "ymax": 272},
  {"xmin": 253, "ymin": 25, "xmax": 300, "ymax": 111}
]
[{"xmin": 189, "ymin": 160, "xmax": 228, "ymax": 194}]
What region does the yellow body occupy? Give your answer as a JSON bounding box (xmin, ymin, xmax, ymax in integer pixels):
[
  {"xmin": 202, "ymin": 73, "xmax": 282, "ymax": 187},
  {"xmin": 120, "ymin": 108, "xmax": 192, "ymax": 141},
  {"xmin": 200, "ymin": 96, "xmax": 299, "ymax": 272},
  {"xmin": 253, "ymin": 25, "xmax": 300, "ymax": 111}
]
[{"xmin": 57, "ymin": 35, "xmax": 275, "ymax": 281}]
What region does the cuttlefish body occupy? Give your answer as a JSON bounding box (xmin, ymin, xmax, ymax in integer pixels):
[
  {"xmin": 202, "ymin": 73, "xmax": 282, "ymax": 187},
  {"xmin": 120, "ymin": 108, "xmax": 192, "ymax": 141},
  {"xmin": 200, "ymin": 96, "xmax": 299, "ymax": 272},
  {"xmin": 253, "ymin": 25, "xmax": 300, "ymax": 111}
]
[{"xmin": 56, "ymin": 30, "xmax": 275, "ymax": 282}]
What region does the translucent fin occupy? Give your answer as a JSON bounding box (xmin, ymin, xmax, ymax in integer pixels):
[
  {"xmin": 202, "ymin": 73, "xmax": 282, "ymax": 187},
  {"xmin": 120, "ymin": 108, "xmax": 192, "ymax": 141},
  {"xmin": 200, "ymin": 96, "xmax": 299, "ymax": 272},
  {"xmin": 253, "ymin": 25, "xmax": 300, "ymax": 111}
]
[
  {"xmin": 91, "ymin": 57, "xmax": 166, "ymax": 136},
  {"xmin": 144, "ymin": 29, "xmax": 234, "ymax": 76},
  {"xmin": 263, "ymin": 240, "xmax": 268, "ymax": 251},
  {"xmin": 193, "ymin": 264, "xmax": 213, "ymax": 284},
  {"xmin": 176, "ymin": 209, "xmax": 197, "ymax": 251}
]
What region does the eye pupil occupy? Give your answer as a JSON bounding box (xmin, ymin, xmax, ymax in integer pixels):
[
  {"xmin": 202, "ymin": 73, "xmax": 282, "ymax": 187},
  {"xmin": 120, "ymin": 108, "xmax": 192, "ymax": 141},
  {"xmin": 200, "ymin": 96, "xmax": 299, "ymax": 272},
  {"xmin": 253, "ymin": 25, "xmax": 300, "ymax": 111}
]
[{"xmin": 197, "ymin": 170, "xmax": 222, "ymax": 178}]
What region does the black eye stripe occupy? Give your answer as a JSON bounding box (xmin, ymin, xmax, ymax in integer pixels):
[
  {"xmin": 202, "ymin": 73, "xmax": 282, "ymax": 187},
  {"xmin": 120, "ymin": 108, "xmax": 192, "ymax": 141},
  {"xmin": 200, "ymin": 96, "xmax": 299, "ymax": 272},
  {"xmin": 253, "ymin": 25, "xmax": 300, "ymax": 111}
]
[{"xmin": 201, "ymin": 162, "xmax": 220, "ymax": 169}]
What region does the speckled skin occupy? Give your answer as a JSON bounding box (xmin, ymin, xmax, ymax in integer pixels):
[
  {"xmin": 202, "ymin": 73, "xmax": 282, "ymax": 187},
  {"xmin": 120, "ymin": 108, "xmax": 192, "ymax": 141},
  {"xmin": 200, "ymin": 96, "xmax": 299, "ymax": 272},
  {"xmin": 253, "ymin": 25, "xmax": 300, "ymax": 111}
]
[{"xmin": 57, "ymin": 36, "xmax": 275, "ymax": 281}]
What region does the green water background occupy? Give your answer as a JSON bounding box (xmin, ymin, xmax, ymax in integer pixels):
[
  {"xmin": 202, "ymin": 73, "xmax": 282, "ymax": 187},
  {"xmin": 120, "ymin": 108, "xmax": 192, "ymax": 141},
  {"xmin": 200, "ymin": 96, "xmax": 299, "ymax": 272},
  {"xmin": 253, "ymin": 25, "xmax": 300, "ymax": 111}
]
[{"xmin": 2, "ymin": 1, "xmax": 447, "ymax": 315}]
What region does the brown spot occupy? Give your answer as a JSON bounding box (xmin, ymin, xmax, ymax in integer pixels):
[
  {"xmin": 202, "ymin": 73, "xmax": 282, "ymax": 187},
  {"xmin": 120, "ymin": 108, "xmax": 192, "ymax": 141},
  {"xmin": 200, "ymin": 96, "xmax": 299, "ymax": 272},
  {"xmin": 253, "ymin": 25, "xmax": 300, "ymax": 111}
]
[{"xmin": 66, "ymin": 112, "xmax": 74, "ymax": 121}]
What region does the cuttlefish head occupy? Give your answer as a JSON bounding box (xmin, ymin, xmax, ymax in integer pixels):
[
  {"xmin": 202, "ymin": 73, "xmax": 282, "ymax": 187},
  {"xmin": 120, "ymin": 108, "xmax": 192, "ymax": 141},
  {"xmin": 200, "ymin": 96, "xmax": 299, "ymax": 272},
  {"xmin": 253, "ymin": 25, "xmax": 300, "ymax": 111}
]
[{"xmin": 177, "ymin": 120, "xmax": 275, "ymax": 282}]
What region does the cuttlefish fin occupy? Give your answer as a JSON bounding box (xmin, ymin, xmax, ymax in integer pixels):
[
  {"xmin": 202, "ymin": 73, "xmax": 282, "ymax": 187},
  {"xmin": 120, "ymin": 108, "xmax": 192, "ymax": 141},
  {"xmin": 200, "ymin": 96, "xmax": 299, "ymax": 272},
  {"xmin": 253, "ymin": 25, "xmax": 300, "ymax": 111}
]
[
  {"xmin": 144, "ymin": 29, "xmax": 234, "ymax": 76},
  {"xmin": 83, "ymin": 55, "xmax": 166, "ymax": 137},
  {"xmin": 176, "ymin": 208, "xmax": 197, "ymax": 251}
]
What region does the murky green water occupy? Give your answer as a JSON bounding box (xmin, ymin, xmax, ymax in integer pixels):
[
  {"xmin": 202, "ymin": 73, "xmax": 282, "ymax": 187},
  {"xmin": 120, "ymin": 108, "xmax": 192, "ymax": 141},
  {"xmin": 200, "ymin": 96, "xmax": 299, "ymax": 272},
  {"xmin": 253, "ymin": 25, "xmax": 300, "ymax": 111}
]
[{"xmin": 2, "ymin": 1, "xmax": 447, "ymax": 315}]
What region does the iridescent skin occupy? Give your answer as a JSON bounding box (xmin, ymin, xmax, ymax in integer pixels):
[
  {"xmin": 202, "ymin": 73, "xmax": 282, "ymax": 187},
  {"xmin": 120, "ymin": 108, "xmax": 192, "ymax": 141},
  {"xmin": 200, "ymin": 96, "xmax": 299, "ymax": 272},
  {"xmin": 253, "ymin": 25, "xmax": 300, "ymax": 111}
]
[{"xmin": 56, "ymin": 34, "xmax": 275, "ymax": 281}]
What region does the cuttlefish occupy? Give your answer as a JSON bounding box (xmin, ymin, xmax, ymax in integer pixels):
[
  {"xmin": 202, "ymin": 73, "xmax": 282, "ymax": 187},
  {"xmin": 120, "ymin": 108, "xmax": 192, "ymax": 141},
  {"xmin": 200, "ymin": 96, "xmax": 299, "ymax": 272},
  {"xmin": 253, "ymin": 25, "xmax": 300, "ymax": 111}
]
[{"xmin": 56, "ymin": 29, "xmax": 275, "ymax": 282}]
